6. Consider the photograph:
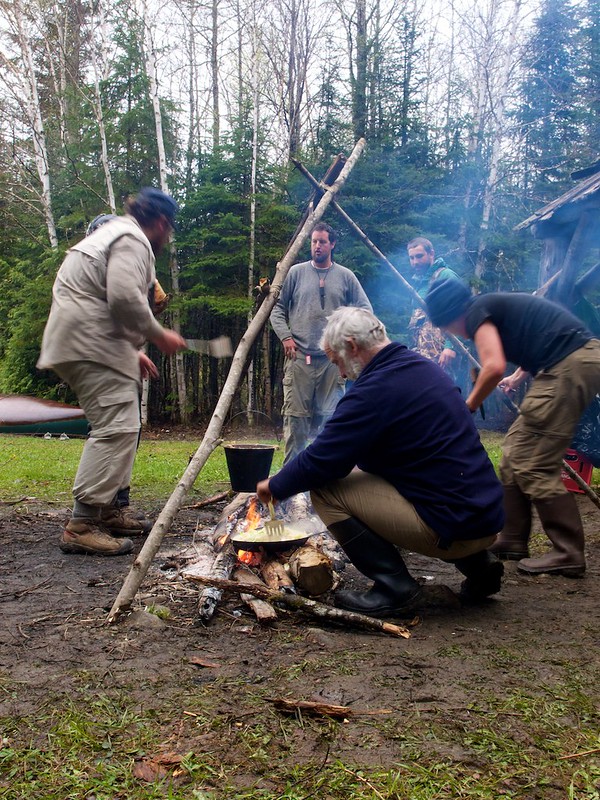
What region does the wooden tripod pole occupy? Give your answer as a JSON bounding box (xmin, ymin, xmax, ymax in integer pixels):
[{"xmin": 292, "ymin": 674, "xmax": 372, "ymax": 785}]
[
  {"xmin": 292, "ymin": 159, "xmax": 600, "ymax": 508},
  {"xmin": 107, "ymin": 139, "xmax": 367, "ymax": 623}
]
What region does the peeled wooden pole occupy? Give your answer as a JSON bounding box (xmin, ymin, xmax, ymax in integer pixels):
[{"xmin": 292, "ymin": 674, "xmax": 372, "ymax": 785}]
[
  {"xmin": 107, "ymin": 139, "xmax": 367, "ymax": 623},
  {"xmin": 293, "ymin": 159, "xmax": 600, "ymax": 508}
]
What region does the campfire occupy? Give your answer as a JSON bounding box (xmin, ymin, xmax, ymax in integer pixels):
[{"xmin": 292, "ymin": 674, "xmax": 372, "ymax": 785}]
[
  {"xmin": 183, "ymin": 492, "xmax": 345, "ymax": 622},
  {"xmin": 180, "ymin": 491, "xmax": 412, "ymax": 639}
]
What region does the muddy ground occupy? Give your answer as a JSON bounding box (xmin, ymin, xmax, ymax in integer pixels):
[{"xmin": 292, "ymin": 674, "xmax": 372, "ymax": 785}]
[{"xmin": 0, "ymin": 492, "xmax": 598, "ymax": 797}]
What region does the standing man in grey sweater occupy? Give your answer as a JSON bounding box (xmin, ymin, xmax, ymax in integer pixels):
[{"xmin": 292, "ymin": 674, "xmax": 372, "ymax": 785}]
[{"xmin": 270, "ymin": 222, "xmax": 372, "ymax": 463}]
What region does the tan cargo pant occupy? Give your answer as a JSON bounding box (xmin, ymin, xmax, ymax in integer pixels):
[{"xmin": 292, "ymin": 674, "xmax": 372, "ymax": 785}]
[
  {"xmin": 56, "ymin": 362, "xmax": 141, "ymax": 509},
  {"xmin": 500, "ymin": 340, "xmax": 600, "ymax": 498},
  {"xmin": 311, "ymin": 469, "xmax": 496, "ymax": 559}
]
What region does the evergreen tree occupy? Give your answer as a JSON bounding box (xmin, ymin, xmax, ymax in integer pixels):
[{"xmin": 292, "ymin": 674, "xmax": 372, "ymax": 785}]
[{"xmin": 518, "ymin": 0, "xmax": 581, "ymax": 202}]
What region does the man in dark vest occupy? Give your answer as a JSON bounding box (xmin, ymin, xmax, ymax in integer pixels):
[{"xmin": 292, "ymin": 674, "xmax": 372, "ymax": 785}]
[{"xmin": 426, "ymin": 279, "xmax": 600, "ymax": 577}]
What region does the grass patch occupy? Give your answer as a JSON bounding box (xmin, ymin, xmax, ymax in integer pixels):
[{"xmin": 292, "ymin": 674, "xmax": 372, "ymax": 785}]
[
  {"xmin": 2, "ymin": 684, "xmax": 599, "ymax": 799},
  {"xmin": 0, "ymin": 430, "xmax": 596, "ymax": 505},
  {"xmin": 0, "ymin": 434, "xmax": 284, "ymax": 504}
]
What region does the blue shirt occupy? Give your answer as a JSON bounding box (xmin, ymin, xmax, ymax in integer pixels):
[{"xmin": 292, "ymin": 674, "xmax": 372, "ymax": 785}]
[{"xmin": 270, "ymin": 342, "xmax": 504, "ymax": 543}]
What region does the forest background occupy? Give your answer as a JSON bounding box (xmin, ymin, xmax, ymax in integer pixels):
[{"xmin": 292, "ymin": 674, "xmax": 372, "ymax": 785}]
[{"xmin": 1, "ymin": 0, "xmax": 599, "ymax": 426}]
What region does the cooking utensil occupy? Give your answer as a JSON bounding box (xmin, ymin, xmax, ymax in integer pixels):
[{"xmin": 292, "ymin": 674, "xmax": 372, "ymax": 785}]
[
  {"xmin": 185, "ymin": 336, "xmax": 233, "ymax": 358},
  {"xmin": 230, "ymin": 526, "xmax": 311, "ymax": 554},
  {"xmin": 265, "ymin": 501, "xmax": 285, "ymax": 537}
]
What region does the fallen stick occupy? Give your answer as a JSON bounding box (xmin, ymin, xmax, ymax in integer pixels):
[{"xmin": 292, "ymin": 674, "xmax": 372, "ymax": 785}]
[
  {"xmin": 271, "ymin": 698, "xmax": 392, "ymax": 719},
  {"xmin": 185, "ymin": 575, "xmax": 411, "ymax": 638},
  {"xmin": 183, "ymin": 491, "xmax": 230, "ymax": 509},
  {"xmin": 559, "ymin": 746, "xmax": 600, "ymax": 761},
  {"xmin": 107, "ymin": 140, "xmax": 366, "ymax": 624}
]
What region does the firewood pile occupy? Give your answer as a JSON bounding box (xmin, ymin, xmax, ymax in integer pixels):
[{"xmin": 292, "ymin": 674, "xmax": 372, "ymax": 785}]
[{"xmin": 180, "ymin": 492, "xmax": 412, "ymax": 639}]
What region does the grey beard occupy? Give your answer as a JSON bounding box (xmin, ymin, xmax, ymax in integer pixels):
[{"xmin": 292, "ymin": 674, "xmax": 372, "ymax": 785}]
[{"xmin": 345, "ymin": 357, "xmax": 363, "ymax": 381}]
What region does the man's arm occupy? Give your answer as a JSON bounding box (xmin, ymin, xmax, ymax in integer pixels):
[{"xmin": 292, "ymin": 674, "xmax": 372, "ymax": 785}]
[{"xmin": 466, "ymin": 321, "xmax": 507, "ymax": 412}]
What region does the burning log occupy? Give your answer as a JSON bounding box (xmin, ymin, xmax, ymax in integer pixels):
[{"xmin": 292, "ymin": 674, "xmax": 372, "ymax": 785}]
[
  {"xmin": 288, "ymin": 546, "xmax": 335, "ymax": 596},
  {"xmin": 185, "ymin": 575, "xmax": 412, "ymax": 638},
  {"xmin": 233, "ymin": 567, "xmax": 278, "ymax": 623}
]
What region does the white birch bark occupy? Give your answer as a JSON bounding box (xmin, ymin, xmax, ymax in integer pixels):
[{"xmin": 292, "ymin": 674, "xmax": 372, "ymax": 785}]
[
  {"xmin": 141, "ymin": 0, "xmax": 188, "ymax": 423},
  {"xmin": 0, "ymin": 0, "xmax": 58, "ymax": 248},
  {"xmin": 89, "ymin": 2, "xmax": 116, "ymax": 212}
]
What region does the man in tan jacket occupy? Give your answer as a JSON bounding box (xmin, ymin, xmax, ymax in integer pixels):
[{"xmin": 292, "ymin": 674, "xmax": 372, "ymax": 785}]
[{"xmin": 38, "ymin": 188, "xmax": 186, "ymax": 556}]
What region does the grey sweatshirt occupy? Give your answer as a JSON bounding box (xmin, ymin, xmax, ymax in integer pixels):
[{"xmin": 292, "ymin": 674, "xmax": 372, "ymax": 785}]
[{"xmin": 270, "ymin": 260, "xmax": 372, "ymax": 356}]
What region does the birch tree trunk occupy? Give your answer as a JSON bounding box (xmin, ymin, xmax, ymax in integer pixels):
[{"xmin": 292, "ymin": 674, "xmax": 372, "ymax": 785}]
[
  {"xmin": 246, "ymin": 21, "xmax": 260, "ymax": 424},
  {"xmin": 142, "ymin": 0, "xmax": 188, "ymax": 423},
  {"xmin": 89, "ymin": 2, "xmax": 116, "ymax": 212},
  {"xmin": 211, "ymin": 0, "xmax": 220, "ymax": 153},
  {"xmin": 475, "ymin": 0, "xmax": 525, "ymax": 278},
  {"xmin": 15, "ymin": 2, "xmax": 58, "ymax": 248}
]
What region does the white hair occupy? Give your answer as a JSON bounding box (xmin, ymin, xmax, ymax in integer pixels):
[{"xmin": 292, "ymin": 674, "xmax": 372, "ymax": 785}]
[{"xmin": 320, "ymin": 306, "xmax": 387, "ymax": 357}]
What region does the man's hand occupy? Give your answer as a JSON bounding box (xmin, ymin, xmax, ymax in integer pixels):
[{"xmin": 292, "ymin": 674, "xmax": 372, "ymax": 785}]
[
  {"xmin": 499, "ymin": 368, "xmax": 529, "ymax": 394},
  {"xmin": 151, "ymin": 329, "xmax": 186, "ymax": 355},
  {"xmin": 282, "ymin": 337, "xmax": 297, "ymax": 359},
  {"xmin": 256, "ymin": 479, "xmax": 273, "ymax": 504},
  {"xmin": 139, "ymin": 352, "xmax": 159, "ymax": 380},
  {"xmin": 438, "ymin": 348, "xmax": 456, "ymax": 369}
]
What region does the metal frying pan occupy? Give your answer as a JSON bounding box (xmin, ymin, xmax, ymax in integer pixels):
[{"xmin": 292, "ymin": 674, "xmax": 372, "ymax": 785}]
[{"xmin": 231, "ymin": 523, "xmax": 312, "ymax": 553}]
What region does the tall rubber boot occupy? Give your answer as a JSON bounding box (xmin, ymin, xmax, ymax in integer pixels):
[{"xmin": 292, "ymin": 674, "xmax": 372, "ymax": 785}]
[
  {"xmin": 489, "ymin": 484, "xmax": 531, "ymax": 560},
  {"xmin": 328, "ymin": 517, "xmax": 423, "ymax": 617},
  {"xmin": 449, "ymin": 550, "xmax": 504, "ymax": 601},
  {"xmin": 518, "ymin": 494, "xmax": 586, "ymax": 577}
]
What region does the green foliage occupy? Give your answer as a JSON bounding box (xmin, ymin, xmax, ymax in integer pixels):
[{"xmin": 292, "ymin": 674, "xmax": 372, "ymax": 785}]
[{"xmin": 0, "ymin": 249, "xmax": 65, "ymax": 397}]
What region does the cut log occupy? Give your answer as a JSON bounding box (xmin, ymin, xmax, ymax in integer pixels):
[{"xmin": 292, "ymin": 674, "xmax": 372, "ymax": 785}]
[
  {"xmin": 260, "ymin": 559, "xmax": 295, "ymax": 591},
  {"xmin": 233, "ymin": 567, "xmax": 278, "ymax": 623},
  {"xmin": 185, "ymin": 575, "xmax": 411, "ymax": 638},
  {"xmin": 288, "ymin": 546, "xmax": 335, "ymax": 596},
  {"xmin": 197, "ymin": 546, "xmax": 238, "ymax": 622}
]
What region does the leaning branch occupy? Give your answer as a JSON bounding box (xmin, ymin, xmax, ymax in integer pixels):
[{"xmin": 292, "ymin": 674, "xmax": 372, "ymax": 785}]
[{"xmin": 107, "ymin": 139, "xmax": 367, "ymax": 624}]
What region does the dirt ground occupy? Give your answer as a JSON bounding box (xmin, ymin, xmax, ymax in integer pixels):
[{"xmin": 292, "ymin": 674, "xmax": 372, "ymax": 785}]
[{"xmin": 0, "ymin": 493, "xmax": 599, "ymax": 797}]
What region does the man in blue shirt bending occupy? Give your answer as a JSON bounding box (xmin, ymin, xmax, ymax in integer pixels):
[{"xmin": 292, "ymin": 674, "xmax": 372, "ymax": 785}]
[{"xmin": 257, "ymin": 306, "xmax": 504, "ymax": 617}]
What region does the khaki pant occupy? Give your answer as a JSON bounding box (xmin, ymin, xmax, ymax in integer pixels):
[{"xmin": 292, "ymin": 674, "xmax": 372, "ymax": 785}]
[
  {"xmin": 56, "ymin": 362, "xmax": 140, "ymax": 509},
  {"xmin": 311, "ymin": 469, "xmax": 496, "ymax": 559},
  {"xmin": 500, "ymin": 340, "xmax": 600, "ymax": 498},
  {"xmin": 282, "ymin": 355, "xmax": 345, "ymax": 463}
]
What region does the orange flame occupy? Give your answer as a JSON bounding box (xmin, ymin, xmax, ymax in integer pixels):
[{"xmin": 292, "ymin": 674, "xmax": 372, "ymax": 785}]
[
  {"xmin": 244, "ymin": 498, "xmax": 262, "ymax": 531},
  {"xmin": 238, "ymin": 549, "xmax": 262, "ymax": 566}
]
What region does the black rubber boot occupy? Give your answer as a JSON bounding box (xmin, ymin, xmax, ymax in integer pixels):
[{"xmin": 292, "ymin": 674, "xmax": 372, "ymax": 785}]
[
  {"xmin": 328, "ymin": 518, "xmax": 423, "ymax": 617},
  {"xmin": 489, "ymin": 484, "xmax": 532, "ymax": 560},
  {"xmin": 450, "ymin": 550, "xmax": 504, "ymax": 601}
]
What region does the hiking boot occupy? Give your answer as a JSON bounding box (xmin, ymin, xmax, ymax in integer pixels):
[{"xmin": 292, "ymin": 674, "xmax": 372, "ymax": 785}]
[
  {"xmin": 101, "ymin": 507, "xmax": 153, "ymax": 537},
  {"xmin": 59, "ymin": 519, "xmax": 134, "ymax": 556}
]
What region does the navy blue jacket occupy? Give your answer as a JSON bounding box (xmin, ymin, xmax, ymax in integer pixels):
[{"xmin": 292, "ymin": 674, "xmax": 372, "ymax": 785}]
[{"xmin": 270, "ymin": 342, "xmax": 504, "ymax": 544}]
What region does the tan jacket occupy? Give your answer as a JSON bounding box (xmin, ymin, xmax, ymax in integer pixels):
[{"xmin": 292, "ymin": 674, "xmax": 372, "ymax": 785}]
[{"xmin": 37, "ymin": 216, "xmax": 164, "ymax": 381}]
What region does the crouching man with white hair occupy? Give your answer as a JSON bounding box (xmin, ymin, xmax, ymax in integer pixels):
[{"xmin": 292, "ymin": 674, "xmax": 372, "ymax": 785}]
[{"xmin": 257, "ymin": 306, "xmax": 505, "ymax": 617}]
